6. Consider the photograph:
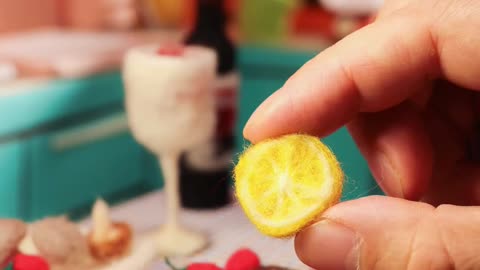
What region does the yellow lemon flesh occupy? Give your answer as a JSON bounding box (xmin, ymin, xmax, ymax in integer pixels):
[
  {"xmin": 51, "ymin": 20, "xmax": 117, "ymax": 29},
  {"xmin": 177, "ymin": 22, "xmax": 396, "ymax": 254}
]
[{"xmin": 234, "ymin": 134, "xmax": 344, "ymax": 238}]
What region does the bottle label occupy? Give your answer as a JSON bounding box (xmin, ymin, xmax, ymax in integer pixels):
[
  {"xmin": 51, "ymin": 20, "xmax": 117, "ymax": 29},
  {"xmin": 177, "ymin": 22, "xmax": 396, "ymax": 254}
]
[
  {"xmin": 215, "ymin": 72, "xmax": 239, "ymax": 138},
  {"xmin": 186, "ymin": 71, "xmax": 239, "ymax": 171}
]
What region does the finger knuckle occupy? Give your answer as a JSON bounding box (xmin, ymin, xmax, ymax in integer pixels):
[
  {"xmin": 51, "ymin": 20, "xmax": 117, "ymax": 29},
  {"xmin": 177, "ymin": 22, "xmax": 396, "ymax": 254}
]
[
  {"xmin": 433, "ymin": 205, "xmax": 480, "ymax": 269},
  {"xmin": 401, "ymin": 210, "xmax": 454, "ymax": 270}
]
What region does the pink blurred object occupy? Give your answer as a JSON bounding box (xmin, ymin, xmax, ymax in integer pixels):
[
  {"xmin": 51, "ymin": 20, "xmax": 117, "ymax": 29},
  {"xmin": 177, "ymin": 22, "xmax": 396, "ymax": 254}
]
[
  {"xmin": 0, "ymin": 0, "xmax": 140, "ymax": 33},
  {"xmin": 0, "ymin": 29, "xmax": 182, "ymax": 79},
  {"xmin": 64, "ymin": 0, "xmax": 141, "ymax": 30},
  {"xmin": 0, "ymin": 0, "xmax": 58, "ymax": 33}
]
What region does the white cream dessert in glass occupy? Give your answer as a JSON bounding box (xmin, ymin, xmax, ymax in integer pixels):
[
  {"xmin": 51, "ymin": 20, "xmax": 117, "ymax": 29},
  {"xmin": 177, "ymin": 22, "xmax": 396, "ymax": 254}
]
[{"xmin": 122, "ymin": 44, "xmax": 217, "ymax": 256}]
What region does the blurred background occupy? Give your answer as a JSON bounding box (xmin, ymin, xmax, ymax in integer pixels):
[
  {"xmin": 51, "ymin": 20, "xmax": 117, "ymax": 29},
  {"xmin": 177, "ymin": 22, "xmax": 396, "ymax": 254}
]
[{"xmin": 0, "ymin": 0, "xmax": 382, "ymax": 222}]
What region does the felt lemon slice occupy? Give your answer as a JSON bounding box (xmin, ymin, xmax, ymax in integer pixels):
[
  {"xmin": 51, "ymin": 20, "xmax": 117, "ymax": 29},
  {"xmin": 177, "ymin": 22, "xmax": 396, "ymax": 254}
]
[{"xmin": 234, "ymin": 134, "xmax": 344, "ymax": 238}]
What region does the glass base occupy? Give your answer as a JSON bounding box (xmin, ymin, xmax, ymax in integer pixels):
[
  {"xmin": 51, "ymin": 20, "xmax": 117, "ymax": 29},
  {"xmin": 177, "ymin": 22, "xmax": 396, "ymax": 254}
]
[{"xmin": 154, "ymin": 225, "xmax": 208, "ymax": 256}]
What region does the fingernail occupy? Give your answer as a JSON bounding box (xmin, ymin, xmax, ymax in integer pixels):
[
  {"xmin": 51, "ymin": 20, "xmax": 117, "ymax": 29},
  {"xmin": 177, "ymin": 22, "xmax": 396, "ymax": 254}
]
[
  {"xmin": 243, "ymin": 89, "xmax": 283, "ymax": 140},
  {"xmin": 243, "ymin": 106, "xmax": 262, "ymax": 139},
  {"xmin": 374, "ymin": 152, "xmax": 404, "ymax": 198},
  {"xmin": 296, "ymin": 220, "xmax": 360, "ymax": 270}
]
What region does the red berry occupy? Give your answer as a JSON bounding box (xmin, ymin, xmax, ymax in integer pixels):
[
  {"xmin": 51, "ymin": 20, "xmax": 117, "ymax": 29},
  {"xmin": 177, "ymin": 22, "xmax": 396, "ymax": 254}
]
[
  {"xmin": 13, "ymin": 254, "xmax": 49, "ymax": 270},
  {"xmin": 225, "ymin": 249, "xmax": 260, "ymax": 270},
  {"xmin": 187, "ymin": 262, "xmax": 222, "ymax": 270},
  {"xmin": 157, "ymin": 44, "xmax": 185, "ymax": 56}
]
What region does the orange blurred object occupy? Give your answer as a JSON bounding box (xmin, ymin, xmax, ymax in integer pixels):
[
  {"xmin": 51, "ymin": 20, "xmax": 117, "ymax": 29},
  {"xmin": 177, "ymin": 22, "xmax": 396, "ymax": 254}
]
[
  {"xmin": 291, "ymin": 5, "xmax": 374, "ymax": 41},
  {"xmin": 291, "ymin": 6, "xmax": 336, "ymax": 40},
  {"xmin": 142, "ymin": 0, "xmax": 185, "ymax": 27},
  {"xmin": 64, "ymin": 0, "xmax": 140, "ymax": 30},
  {"xmin": 63, "ymin": 0, "xmax": 104, "ymax": 29},
  {"xmin": 0, "ymin": 0, "xmax": 57, "ymax": 33},
  {"xmin": 87, "ymin": 222, "xmax": 132, "ymax": 261},
  {"xmin": 0, "ymin": 0, "xmax": 141, "ymax": 32}
]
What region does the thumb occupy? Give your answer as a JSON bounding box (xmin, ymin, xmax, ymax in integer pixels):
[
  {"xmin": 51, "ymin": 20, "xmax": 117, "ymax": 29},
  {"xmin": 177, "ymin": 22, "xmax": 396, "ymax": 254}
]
[{"xmin": 295, "ymin": 196, "xmax": 480, "ymax": 270}]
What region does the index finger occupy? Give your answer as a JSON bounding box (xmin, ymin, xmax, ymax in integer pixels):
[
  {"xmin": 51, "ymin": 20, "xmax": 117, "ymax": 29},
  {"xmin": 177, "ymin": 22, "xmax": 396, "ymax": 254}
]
[{"xmin": 243, "ymin": 15, "xmax": 439, "ymax": 143}]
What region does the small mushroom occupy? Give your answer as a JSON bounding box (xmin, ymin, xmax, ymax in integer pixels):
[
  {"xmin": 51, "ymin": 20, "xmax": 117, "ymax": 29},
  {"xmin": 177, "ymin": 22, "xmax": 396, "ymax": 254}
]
[
  {"xmin": 0, "ymin": 219, "xmax": 27, "ymax": 267},
  {"xmin": 87, "ymin": 199, "xmax": 132, "ymax": 261}
]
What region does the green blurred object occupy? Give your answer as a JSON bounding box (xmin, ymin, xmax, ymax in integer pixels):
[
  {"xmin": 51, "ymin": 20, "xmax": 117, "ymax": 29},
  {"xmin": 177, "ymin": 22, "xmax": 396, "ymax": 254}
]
[
  {"xmin": 236, "ymin": 46, "xmax": 384, "ymax": 201},
  {"xmin": 240, "ymin": 0, "xmax": 296, "ymax": 45}
]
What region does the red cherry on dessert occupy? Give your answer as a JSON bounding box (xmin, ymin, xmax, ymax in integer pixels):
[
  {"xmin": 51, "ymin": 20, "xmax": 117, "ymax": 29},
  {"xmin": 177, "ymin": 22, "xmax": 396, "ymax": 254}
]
[
  {"xmin": 13, "ymin": 254, "xmax": 49, "ymax": 270},
  {"xmin": 225, "ymin": 249, "xmax": 260, "ymax": 270},
  {"xmin": 157, "ymin": 44, "xmax": 185, "ymax": 56}
]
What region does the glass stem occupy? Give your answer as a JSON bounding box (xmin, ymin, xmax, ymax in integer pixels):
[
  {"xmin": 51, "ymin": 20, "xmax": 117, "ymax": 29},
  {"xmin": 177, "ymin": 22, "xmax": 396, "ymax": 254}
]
[{"xmin": 159, "ymin": 152, "xmax": 180, "ymax": 229}]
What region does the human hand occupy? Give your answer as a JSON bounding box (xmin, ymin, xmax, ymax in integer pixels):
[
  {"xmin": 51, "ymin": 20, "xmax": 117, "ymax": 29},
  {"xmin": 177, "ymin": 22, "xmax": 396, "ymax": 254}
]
[{"xmin": 243, "ymin": 0, "xmax": 480, "ymax": 269}]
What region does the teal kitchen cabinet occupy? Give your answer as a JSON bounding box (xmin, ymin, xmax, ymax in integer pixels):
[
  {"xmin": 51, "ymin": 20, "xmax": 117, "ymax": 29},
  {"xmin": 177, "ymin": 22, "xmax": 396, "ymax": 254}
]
[
  {"xmin": 237, "ymin": 46, "xmax": 383, "ymax": 200},
  {"xmin": 29, "ymin": 112, "xmax": 144, "ymax": 220},
  {"xmin": 0, "ymin": 72, "xmax": 153, "ymax": 221},
  {"xmin": 0, "ymin": 140, "xmax": 28, "ymax": 218},
  {"xmin": 0, "ymin": 72, "xmax": 126, "ymax": 137}
]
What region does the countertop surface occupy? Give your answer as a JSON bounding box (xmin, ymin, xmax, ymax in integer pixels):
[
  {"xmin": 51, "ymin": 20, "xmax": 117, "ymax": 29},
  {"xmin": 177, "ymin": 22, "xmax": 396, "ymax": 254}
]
[{"xmin": 80, "ymin": 190, "xmax": 309, "ymax": 270}]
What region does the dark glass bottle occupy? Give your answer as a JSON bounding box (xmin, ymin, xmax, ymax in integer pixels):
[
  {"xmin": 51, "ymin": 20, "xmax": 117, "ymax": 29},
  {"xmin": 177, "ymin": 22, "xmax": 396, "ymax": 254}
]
[
  {"xmin": 180, "ymin": 0, "xmax": 238, "ymax": 209},
  {"xmin": 304, "ymin": 0, "xmax": 319, "ymax": 7}
]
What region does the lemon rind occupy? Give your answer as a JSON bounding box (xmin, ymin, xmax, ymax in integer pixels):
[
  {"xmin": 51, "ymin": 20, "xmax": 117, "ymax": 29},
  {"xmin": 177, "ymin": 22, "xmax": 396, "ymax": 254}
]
[{"xmin": 234, "ymin": 134, "xmax": 344, "ymax": 238}]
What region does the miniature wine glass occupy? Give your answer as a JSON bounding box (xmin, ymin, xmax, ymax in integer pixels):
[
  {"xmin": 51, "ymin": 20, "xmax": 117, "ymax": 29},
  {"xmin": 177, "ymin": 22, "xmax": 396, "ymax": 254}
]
[{"xmin": 122, "ymin": 44, "xmax": 217, "ymax": 256}]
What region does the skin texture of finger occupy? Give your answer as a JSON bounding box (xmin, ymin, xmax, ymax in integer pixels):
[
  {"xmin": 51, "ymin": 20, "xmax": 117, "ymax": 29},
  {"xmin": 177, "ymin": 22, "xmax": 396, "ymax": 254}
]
[
  {"xmin": 347, "ymin": 102, "xmax": 433, "ymax": 200},
  {"xmin": 295, "ymin": 196, "xmax": 480, "ymax": 270},
  {"xmin": 244, "ymin": 13, "xmax": 439, "ymax": 143},
  {"xmin": 294, "ymin": 219, "xmax": 359, "ymax": 270},
  {"xmin": 430, "ymin": 0, "xmax": 480, "ymax": 91}
]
